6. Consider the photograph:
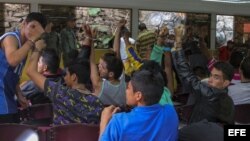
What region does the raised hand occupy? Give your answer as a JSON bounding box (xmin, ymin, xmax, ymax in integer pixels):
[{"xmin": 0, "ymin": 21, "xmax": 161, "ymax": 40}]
[
  {"xmin": 159, "ymin": 26, "xmax": 169, "ymax": 36},
  {"xmin": 35, "ymin": 39, "xmax": 46, "ymax": 51},
  {"xmin": 118, "ymin": 18, "xmax": 126, "ymax": 28},
  {"xmin": 82, "ymin": 24, "xmax": 92, "ymax": 38},
  {"xmin": 101, "ymin": 105, "xmax": 121, "ymax": 123},
  {"xmin": 174, "ymin": 25, "xmax": 185, "ymax": 42}
]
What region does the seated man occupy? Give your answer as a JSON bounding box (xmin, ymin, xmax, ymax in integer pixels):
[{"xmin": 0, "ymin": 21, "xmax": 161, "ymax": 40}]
[
  {"xmin": 228, "ymin": 56, "xmax": 250, "ymax": 105},
  {"xmin": 139, "ymin": 60, "xmax": 173, "ymax": 105},
  {"xmin": 172, "ymin": 26, "xmax": 235, "ymax": 125},
  {"xmin": 26, "ymin": 39, "xmax": 104, "ymax": 125},
  {"xmin": 99, "ymin": 70, "xmax": 179, "ymax": 141},
  {"xmin": 88, "ymin": 24, "xmax": 126, "ymax": 107},
  {"xmin": 21, "ymin": 48, "xmax": 64, "ymax": 105}
]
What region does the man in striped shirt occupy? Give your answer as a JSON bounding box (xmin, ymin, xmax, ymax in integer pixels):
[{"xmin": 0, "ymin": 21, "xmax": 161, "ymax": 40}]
[{"xmin": 136, "ymin": 23, "xmax": 156, "ymax": 59}]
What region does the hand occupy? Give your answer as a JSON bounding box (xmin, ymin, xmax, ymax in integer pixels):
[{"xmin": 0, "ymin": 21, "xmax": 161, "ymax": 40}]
[
  {"xmin": 159, "ymin": 26, "xmax": 169, "ymax": 36},
  {"xmin": 91, "ymin": 27, "xmax": 98, "ymax": 39},
  {"xmin": 174, "ymin": 25, "xmax": 185, "ymax": 41},
  {"xmin": 118, "ymin": 18, "xmax": 126, "ymax": 29},
  {"xmin": 82, "ymin": 24, "xmax": 92, "ymax": 38},
  {"xmin": 17, "ymin": 94, "xmax": 29, "ymax": 109},
  {"xmin": 101, "ymin": 105, "xmax": 120, "ymax": 124},
  {"xmin": 25, "ymin": 21, "xmax": 45, "ymax": 42},
  {"xmin": 35, "ymin": 39, "xmax": 46, "ymax": 51}
]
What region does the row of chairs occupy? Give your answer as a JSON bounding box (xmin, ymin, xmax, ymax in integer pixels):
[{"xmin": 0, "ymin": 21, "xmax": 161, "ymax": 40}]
[
  {"xmin": 19, "ymin": 103, "xmax": 53, "ymax": 126},
  {"xmin": 21, "ymin": 97, "xmax": 250, "ymax": 125},
  {"xmin": 0, "ymin": 123, "xmax": 99, "ymax": 141}
]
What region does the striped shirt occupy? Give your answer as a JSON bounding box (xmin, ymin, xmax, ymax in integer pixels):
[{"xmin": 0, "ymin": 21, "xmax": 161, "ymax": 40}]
[{"xmin": 136, "ymin": 30, "xmax": 156, "ymax": 59}]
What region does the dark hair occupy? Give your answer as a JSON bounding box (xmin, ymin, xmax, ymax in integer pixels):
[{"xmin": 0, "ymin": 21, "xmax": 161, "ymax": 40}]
[
  {"xmin": 240, "ymin": 56, "xmax": 250, "ymax": 79},
  {"xmin": 120, "ymin": 27, "xmax": 130, "ymax": 37},
  {"xmin": 64, "ymin": 49, "xmax": 79, "ymax": 67},
  {"xmin": 101, "ymin": 52, "xmax": 123, "ymax": 80},
  {"xmin": 193, "ymin": 66, "xmax": 208, "ymax": 79},
  {"xmin": 131, "ymin": 70, "xmax": 164, "ymax": 105},
  {"xmin": 229, "ymin": 50, "xmax": 245, "ymax": 69},
  {"xmin": 140, "ymin": 60, "xmax": 161, "ymax": 74},
  {"xmin": 41, "ymin": 48, "xmax": 60, "ymax": 74},
  {"xmin": 67, "ymin": 60, "xmax": 90, "ymax": 84},
  {"xmin": 140, "ymin": 60, "xmax": 167, "ymax": 85},
  {"xmin": 25, "ymin": 12, "xmax": 47, "ymax": 29},
  {"xmin": 213, "ymin": 61, "xmax": 234, "ymax": 81},
  {"xmin": 138, "ymin": 23, "xmax": 147, "ymax": 31}
]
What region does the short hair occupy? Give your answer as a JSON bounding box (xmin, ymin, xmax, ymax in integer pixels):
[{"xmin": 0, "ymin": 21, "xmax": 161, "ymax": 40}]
[
  {"xmin": 213, "ymin": 61, "xmax": 234, "ymax": 81},
  {"xmin": 41, "ymin": 48, "xmax": 60, "ymax": 74},
  {"xmin": 193, "ymin": 66, "xmax": 208, "ymax": 79},
  {"xmin": 138, "ymin": 23, "xmax": 147, "ymax": 31},
  {"xmin": 140, "ymin": 60, "xmax": 161, "ymax": 74},
  {"xmin": 64, "ymin": 49, "xmax": 79, "ymax": 67},
  {"xmin": 140, "ymin": 60, "xmax": 167, "ymax": 85},
  {"xmin": 67, "ymin": 60, "xmax": 90, "ymax": 84},
  {"xmin": 101, "ymin": 53, "xmax": 123, "ymax": 80},
  {"xmin": 229, "ymin": 50, "xmax": 245, "ymax": 69},
  {"xmin": 120, "ymin": 27, "xmax": 130, "ymax": 37},
  {"xmin": 131, "ymin": 70, "xmax": 164, "ymax": 105},
  {"xmin": 25, "ymin": 12, "xmax": 47, "ymax": 29},
  {"xmin": 240, "ymin": 56, "xmax": 250, "ymax": 79}
]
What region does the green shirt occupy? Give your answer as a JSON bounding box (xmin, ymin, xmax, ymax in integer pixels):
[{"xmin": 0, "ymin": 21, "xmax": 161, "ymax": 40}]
[{"xmin": 159, "ymin": 87, "xmax": 173, "ymax": 105}]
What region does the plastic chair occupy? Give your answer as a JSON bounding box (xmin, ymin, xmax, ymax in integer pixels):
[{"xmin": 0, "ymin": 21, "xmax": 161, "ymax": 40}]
[
  {"xmin": 0, "ymin": 123, "xmax": 39, "ymax": 141},
  {"xmin": 47, "ymin": 123, "xmax": 99, "ymax": 141},
  {"xmin": 20, "ymin": 103, "xmax": 53, "ymax": 126},
  {"xmin": 234, "ymin": 104, "xmax": 250, "ymax": 124}
]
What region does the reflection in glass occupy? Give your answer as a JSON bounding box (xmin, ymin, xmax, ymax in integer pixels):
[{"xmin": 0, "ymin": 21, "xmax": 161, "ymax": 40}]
[
  {"xmin": 39, "ymin": 5, "xmax": 131, "ymax": 49},
  {"xmin": 216, "ymin": 15, "xmax": 234, "ymax": 47}
]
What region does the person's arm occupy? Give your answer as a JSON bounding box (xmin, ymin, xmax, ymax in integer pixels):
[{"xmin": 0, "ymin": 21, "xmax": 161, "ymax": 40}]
[
  {"xmin": 172, "ymin": 26, "xmax": 212, "ymax": 96},
  {"xmin": 113, "ymin": 19, "xmax": 126, "ymax": 60},
  {"xmin": 99, "ymin": 105, "xmax": 120, "ymax": 139},
  {"xmin": 164, "ymin": 51, "xmax": 174, "ymax": 95},
  {"xmin": 2, "ymin": 36, "xmax": 33, "ymax": 67},
  {"xmin": 85, "ymin": 25, "xmax": 102, "ymax": 96},
  {"xmin": 199, "ymin": 32, "xmax": 212, "ymax": 61},
  {"xmin": 26, "ymin": 40, "xmax": 46, "ymax": 91},
  {"xmin": 2, "ymin": 21, "xmax": 45, "ymax": 67},
  {"xmin": 16, "ymin": 85, "xmax": 29, "ymax": 108}
]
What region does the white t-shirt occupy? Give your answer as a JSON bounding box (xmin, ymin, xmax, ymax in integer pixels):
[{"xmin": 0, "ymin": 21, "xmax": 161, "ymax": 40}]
[{"xmin": 228, "ymin": 83, "xmax": 250, "ymax": 105}]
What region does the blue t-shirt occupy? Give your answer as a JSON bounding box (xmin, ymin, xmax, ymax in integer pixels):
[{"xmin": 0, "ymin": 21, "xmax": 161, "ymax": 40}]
[{"xmin": 100, "ymin": 104, "xmax": 179, "ymax": 141}]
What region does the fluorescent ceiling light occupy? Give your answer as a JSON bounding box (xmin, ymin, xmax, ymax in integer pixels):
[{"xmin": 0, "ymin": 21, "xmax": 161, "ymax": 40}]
[{"xmin": 202, "ymin": 0, "xmax": 250, "ymax": 3}]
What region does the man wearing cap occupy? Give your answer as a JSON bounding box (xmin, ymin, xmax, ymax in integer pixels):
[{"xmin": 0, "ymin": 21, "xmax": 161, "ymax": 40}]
[{"xmin": 60, "ymin": 15, "xmax": 78, "ymax": 66}]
